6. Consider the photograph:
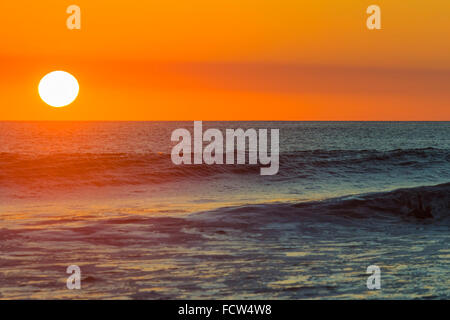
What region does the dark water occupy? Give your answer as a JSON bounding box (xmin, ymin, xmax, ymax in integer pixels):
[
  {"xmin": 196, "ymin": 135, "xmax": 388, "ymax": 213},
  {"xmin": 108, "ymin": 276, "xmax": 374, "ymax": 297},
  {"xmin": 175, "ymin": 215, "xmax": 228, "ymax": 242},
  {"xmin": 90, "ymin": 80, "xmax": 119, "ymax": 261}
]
[{"xmin": 0, "ymin": 121, "xmax": 449, "ymax": 299}]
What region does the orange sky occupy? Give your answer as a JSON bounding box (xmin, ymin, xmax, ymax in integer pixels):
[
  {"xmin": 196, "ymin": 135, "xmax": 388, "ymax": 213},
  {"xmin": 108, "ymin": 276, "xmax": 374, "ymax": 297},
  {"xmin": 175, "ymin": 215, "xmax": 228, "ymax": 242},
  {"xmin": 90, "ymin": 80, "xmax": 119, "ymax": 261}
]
[{"xmin": 0, "ymin": 0, "xmax": 449, "ymax": 120}]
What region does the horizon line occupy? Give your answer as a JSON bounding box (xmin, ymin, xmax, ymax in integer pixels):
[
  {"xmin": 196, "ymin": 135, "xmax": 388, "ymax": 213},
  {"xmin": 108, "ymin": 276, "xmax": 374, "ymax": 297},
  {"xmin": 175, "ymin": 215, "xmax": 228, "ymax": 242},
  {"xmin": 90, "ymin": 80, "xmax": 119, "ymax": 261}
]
[{"xmin": 1, "ymin": 120, "xmax": 449, "ymax": 122}]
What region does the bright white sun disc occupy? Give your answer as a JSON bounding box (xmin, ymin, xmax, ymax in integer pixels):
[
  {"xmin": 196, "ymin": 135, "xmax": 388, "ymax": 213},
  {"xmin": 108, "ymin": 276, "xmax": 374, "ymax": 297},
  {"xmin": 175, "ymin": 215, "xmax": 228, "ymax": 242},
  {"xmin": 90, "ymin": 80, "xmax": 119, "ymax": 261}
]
[{"xmin": 39, "ymin": 71, "xmax": 79, "ymax": 107}]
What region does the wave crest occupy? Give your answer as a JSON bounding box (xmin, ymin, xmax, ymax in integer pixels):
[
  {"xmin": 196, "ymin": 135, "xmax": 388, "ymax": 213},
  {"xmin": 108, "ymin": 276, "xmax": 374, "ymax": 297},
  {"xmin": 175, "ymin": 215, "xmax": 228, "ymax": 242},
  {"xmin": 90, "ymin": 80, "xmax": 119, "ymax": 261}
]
[
  {"xmin": 191, "ymin": 183, "xmax": 450, "ymax": 224},
  {"xmin": 0, "ymin": 148, "xmax": 448, "ymax": 190}
]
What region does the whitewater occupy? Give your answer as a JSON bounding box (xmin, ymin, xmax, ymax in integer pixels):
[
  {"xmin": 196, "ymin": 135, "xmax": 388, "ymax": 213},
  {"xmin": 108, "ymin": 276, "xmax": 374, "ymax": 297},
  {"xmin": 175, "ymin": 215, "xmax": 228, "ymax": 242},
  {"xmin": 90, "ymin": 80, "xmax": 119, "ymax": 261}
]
[{"xmin": 0, "ymin": 121, "xmax": 449, "ymax": 298}]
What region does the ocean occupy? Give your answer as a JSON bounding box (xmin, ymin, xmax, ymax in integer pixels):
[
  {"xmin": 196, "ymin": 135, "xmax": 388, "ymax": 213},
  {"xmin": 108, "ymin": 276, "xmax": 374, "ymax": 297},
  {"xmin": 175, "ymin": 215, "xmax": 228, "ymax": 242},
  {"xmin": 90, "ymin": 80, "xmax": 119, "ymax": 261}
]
[{"xmin": 0, "ymin": 121, "xmax": 449, "ymax": 299}]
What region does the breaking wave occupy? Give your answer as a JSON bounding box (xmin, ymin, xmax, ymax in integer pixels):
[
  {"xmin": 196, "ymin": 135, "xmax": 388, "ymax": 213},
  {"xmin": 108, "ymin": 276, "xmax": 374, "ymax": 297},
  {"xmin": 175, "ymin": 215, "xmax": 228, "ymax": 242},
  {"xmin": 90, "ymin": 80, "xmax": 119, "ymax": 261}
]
[
  {"xmin": 190, "ymin": 182, "xmax": 450, "ymax": 224},
  {"xmin": 0, "ymin": 148, "xmax": 448, "ymax": 190}
]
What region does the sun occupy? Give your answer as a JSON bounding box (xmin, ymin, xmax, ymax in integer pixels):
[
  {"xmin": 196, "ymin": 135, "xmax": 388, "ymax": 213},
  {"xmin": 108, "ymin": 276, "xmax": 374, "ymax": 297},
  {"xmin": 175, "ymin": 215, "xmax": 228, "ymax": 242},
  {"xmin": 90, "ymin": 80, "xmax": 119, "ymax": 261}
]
[{"xmin": 38, "ymin": 71, "xmax": 79, "ymax": 107}]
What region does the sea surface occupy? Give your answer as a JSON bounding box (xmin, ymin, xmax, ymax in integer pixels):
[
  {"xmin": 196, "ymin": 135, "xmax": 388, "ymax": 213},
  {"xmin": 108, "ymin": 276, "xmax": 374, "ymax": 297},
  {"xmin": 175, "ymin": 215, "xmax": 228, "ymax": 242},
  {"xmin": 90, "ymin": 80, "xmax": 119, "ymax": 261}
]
[{"xmin": 0, "ymin": 121, "xmax": 449, "ymax": 299}]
